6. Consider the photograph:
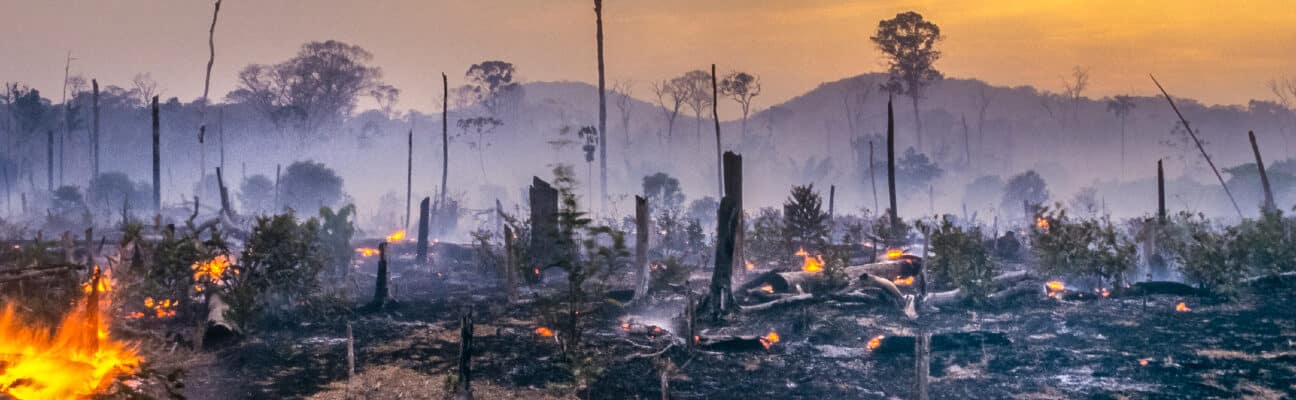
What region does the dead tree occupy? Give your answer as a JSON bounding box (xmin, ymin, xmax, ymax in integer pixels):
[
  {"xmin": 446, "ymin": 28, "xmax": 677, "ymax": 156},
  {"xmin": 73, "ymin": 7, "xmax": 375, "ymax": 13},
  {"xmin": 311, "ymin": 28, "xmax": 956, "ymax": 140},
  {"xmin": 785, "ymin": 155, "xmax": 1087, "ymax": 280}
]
[
  {"xmin": 712, "ymin": 64, "xmax": 724, "ymax": 198},
  {"xmin": 91, "ymin": 79, "xmax": 100, "ymax": 180},
  {"xmin": 723, "ymin": 151, "xmax": 743, "ymax": 271},
  {"xmin": 914, "ymin": 331, "xmax": 930, "ymax": 400},
  {"xmin": 1250, "ymin": 130, "xmax": 1275, "ymax": 213},
  {"xmin": 46, "ymin": 130, "xmax": 53, "ymax": 191},
  {"xmin": 529, "ymin": 177, "xmax": 559, "ymax": 269},
  {"xmin": 441, "ymin": 73, "xmax": 450, "ymax": 215},
  {"xmin": 215, "ymin": 167, "xmax": 233, "ymax": 218},
  {"xmin": 369, "ymin": 242, "xmax": 390, "ymax": 310},
  {"xmin": 152, "ymin": 96, "xmax": 161, "ymax": 211},
  {"xmin": 1151, "ymin": 75, "xmax": 1243, "ymax": 218},
  {"xmin": 886, "ymin": 100, "xmax": 899, "ymax": 233},
  {"xmin": 634, "ymin": 195, "xmax": 650, "ymax": 301},
  {"xmin": 456, "ymin": 310, "xmax": 474, "ymax": 399},
  {"xmin": 594, "ymin": 0, "xmax": 608, "ymax": 213},
  {"xmin": 828, "ymin": 184, "xmax": 836, "ymax": 219},
  {"xmin": 503, "ymin": 225, "xmax": 518, "ymax": 302},
  {"xmin": 405, "ymin": 128, "xmax": 413, "ymax": 229},
  {"xmin": 416, "ymin": 197, "xmax": 430, "ymax": 264},
  {"xmin": 1157, "ymin": 159, "xmax": 1166, "ymax": 223},
  {"xmin": 196, "ymin": 0, "xmax": 222, "ymax": 202},
  {"xmin": 702, "ymin": 152, "xmax": 742, "ymax": 320}
]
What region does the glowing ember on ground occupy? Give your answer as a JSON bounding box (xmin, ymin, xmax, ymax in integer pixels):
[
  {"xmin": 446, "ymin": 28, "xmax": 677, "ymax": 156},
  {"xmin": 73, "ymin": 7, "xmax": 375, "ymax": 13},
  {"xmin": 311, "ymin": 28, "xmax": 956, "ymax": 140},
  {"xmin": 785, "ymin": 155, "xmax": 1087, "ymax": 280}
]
[
  {"xmin": 1036, "ymin": 217, "xmax": 1050, "ymax": 230},
  {"xmin": 867, "ymin": 335, "xmax": 884, "ymax": 350},
  {"xmin": 885, "ymin": 249, "xmax": 904, "ymax": 260},
  {"xmin": 794, "ymin": 248, "xmax": 824, "ymax": 273},
  {"xmin": 759, "ymin": 331, "xmax": 780, "ymax": 349},
  {"xmin": 0, "ymin": 267, "xmax": 141, "ymax": 399},
  {"xmin": 1095, "ymin": 288, "xmax": 1110, "ymax": 298},
  {"xmin": 1176, "ymin": 302, "xmax": 1191, "ymax": 312},
  {"xmin": 745, "ymin": 261, "xmax": 755, "ymax": 270},
  {"xmin": 893, "ymin": 276, "xmax": 914, "ymax": 286},
  {"xmin": 535, "ymin": 327, "xmax": 554, "ymax": 337},
  {"xmin": 355, "ymin": 247, "xmax": 380, "ymax": 257},
  {"xmin": 1138, "ymin": 358, "xmax": 1150, "ymax": 366},
  {"xmin": 759, "ymin": 284, "xmax": 774, "ymax": 294},
  {"xmin": 385, "ymin": 230, "xmax": 406, "ymax": 242},
  {"xmin": 1045, "ymin": 281, "xmax": 1065, "ymax": 297}
]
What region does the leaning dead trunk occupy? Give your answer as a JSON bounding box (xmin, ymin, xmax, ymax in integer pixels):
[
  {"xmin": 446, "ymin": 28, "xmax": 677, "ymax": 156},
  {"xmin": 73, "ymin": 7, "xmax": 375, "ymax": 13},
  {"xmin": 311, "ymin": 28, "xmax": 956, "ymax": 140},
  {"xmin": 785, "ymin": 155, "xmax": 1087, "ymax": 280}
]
[{"xmin": 1249, "ymin": 130, "xmax": 1275, "ymax": 213}]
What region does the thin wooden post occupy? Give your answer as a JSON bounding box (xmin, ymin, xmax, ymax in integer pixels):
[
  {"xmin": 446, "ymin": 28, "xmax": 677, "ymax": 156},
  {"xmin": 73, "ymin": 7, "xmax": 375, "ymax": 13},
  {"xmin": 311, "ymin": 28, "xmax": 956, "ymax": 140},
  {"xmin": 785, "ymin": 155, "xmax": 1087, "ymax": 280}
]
[
  {"xmin": 346, "ymin": 322, "xmax": 355, "ymax": 380},
  {"xmin": 1249, "ymin": 131, "xmax": 1275, "ymax": 213},
  {"xmin": 441, "ymin": 73, "xmax": 449, "ymax": 213}
]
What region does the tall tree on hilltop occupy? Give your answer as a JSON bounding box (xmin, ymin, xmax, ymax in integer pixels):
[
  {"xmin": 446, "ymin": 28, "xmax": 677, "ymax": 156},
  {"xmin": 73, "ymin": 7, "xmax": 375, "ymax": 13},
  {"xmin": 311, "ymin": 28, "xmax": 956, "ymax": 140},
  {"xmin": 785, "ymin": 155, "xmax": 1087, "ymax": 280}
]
[
  {"xmin": 651, "ymin": 78, "xmax": 685, "ymax": 146},
  {"xmin": 464, "ymin": 60, "xmax": 521, "ymax": 117},
  {"xmin": 872, "ymin": 11, "xmax": 942, "ymax": 152},
  {"xmin": 679, "ymin": 69, "xmax": 713, "ymax": 145},
  {"xmin": 227, "ymin": 40, "xmax": 382, "ymax": 138}
]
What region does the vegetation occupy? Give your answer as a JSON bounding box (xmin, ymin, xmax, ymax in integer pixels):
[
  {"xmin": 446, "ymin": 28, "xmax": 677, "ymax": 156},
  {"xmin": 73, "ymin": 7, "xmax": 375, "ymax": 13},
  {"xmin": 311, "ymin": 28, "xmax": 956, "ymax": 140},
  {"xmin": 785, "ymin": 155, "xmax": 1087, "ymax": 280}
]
[
  {"xmin": 1030, "ymin": 206, "xmax": 1136, "ymax": 286},
  {"xmin": 925, "ymin": 217, "xmax": 996, "ymax": 300},
  {"xmin": 783, "ymin": 184, "xmax": 829, "ymax": 253}
]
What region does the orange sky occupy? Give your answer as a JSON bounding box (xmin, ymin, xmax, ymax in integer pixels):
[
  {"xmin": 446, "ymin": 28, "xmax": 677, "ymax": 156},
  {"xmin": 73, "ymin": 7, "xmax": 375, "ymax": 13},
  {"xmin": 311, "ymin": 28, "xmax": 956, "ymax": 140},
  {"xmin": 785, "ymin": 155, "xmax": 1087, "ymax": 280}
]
[{"xmin": 2, "ymin": 0, "xmax": 1293, "ymax": 113}]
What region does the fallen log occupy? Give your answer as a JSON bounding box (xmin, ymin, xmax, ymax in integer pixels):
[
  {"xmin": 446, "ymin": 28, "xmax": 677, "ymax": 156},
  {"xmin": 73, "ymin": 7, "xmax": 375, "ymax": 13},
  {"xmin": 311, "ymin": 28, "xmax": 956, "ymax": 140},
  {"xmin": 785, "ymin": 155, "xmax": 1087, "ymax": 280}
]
[
  {"xmin": 697, "ymin": 333, "xmax": 778, "ymax": 352},
  {"xmin": 924, "ymin": 270, "xmax": 1043, "ymax": 307},
  {"xmin": 738, "ymin": 257, "xmax": 922, "ymax": 294},
  {"xmin": 870, "ymin": 331, "xmax": 1010, "ymax": 355},
  {"xmin": 203, "ymin": 292, "xmax": 239, "ymax": 349}
]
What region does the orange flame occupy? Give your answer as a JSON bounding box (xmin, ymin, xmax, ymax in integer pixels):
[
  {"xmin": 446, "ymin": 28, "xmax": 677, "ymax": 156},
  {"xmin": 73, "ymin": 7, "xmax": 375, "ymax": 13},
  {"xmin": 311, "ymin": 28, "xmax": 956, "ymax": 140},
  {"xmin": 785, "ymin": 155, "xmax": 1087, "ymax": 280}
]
[
  {"xmin": 1138, "ymin": 358, "xmax": 1150, "ymax": 366},
  {"xmin": 1036, "ymin": 217, "xmax": 1050, "ymax": 230},
  {"xmin": 192, "ymin": 255, "xmax": 231, "ymax": 288},
  {"xmin": 385, "ymin": 230, "xmax": 406, "ymax": 242},
  {"xmin": 795, "ymin": 248, "xmax": 824, "ymax": 273},
  {"xmin": 759, "ymin": 331, "xmax": 780, "ymax": 349},
  {"xmin": 356, "ymin": 247, "xmax": 380, "ymax": 257},
  {"xmin": 885, "ymin": 249, "xmax": 904, "ymax": 260},
  {"xmin": 893, "ymin": 276, "xmax": 914, "ymax": 286},
  {"xmin": 535, "ymin": 327, "xmax": 554, "ymax": 337},
  {"xmin": 867, "ymin": 335, "xmax": 884, "ymax": 351},
  {"xmin": 1, "ymin": 267, "xmax": 141, "ymax": 399},
  {"xmin": 759, "ymin": 284, "xmax": 774, "ymax": 294},
  {"xmin": 745, "ymin": 261, "xmax": 756, "ymax": 271},
  {"xmin": 1045, "ymin": 281, "xmax": 1065, "ymax": 298},
  {"xmin": 1175, "ymin": 302, "xmax": 1191, "ymax": 312}
]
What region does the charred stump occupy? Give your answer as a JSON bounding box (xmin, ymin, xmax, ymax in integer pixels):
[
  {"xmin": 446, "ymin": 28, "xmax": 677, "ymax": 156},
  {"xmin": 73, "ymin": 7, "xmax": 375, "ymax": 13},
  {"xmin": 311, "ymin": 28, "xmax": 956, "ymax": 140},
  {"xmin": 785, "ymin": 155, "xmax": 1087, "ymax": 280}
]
[
  {"xmin": 529, "ymin": 177, "xmax": 559, "ymax": 270},
  {"xmin": 368, "ymin": 242, "xmax": 391, "ymax": 310},
  {"xmin": 456, "ymin": 309, "xmax": 474, "ymax": 399},
  {"xmin": 634, "ymin": 195, "xmax": 650, "ymax": 301},
  {"xmin": 503, "ymin": 224, "xmax": 518, "ymax": 302},
  {"xmin": 416, "ymin": 197, "xmax": 430, "ymax": 264}
]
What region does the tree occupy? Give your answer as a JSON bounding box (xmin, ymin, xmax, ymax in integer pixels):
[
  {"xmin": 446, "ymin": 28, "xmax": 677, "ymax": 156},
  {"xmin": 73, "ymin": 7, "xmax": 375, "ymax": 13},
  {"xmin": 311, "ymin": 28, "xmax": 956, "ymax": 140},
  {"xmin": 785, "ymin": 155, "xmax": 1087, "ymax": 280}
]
[
  {"xmin": 1001, "ymin": 171, "xmax": 1049, "ymax": 219},
  {"xmin": 226, "ymin": 40, "xmax": 382, "ymax": 137},
  {"xmin": 455, "ymin": 116, "xmax": 503, "ymax": 182},
  {"xmin": 720, "ymin": 71, "xmax": 761, "ymax": 139},
  {"xmin": 871, "ymin": 11, "xmax": 943, "ymax": 152},
  {"xmin": 130, "ymin": 73, "xmax": 161, "ymax": 109},
  {"xmin": 642, "ymin": 172, "xmax": 684, "ymax": 213},
  {"xmin": 368, "ymin": 84, "xmax": 401, "ymax": 120},
  {"xmin": 678, "ymin": 70, "xmax": 713, "ymax": 144},
  {"xmin": 650, "ymin": 78, "xmax": 685, "ymax": 145},
  {"xmin": 871, "ymin": 147, "xmax": 942, "ymax": 198},
  {"xmin": 1106, "ymin": 95, "xmax": 1136, "ymax": 178},
  {"xmin": 1062, "ymin": 66, "xmax": 1090, "ymax": 126},
  {"xmin": 239, "ymin": 174, "xmax": 276, "ymax": 215},
  {"xmin": 279, "ymin": 161, "xmax": 344, "ymax": 213},
  {"xmin": 464, "ymin": 60, "xmax": 521, "ymax": 117},
  {"xmin": 783, "ymin": 184, "xmax": 829, "ymax": 253},
  {"xmin": 612, "ymin": 80, "xmax": 634, "ymax": 146}
]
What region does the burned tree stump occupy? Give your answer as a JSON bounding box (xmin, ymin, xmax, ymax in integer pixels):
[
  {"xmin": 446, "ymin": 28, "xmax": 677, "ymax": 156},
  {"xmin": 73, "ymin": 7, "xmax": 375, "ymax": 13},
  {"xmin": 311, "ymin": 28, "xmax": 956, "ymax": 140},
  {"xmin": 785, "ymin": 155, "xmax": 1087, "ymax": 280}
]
[
  {"xmin": 529, "ymin": 177, "xmax": 559, "ymax": 271},
  {"xmin": 702, "ymin": 196, "xmax": 740, "ymax": 321},
  {"xmin": 503, "ymin": 225, "xmax": 518, "ymax": 302},
  {"xmin": 456, "ymin": 309, "xmax": 474, "ymax": 400},
  {"xmin": 914, "ymin": 331, "xmax": 930, "ymax": 400},
  {"xmin": 367, "ymin": 242, "xmax": 391, "ymax": 310},
  {"xmin": 634, "ymin": 195, "xmax": 650, "ymax": 302},
  {"xmin": 416, "ymin": 197, "xmax": 430, "ymax": 265}
]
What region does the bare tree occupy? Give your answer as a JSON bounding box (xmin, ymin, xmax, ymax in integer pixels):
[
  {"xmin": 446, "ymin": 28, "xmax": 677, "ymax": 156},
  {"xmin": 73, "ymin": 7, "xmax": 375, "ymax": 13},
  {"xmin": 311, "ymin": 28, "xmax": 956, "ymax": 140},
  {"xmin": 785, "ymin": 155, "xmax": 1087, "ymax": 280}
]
[
  {"xmin": 651, "ymin": 79, "xmax": 685, "ymax": 145},
  {"xmin": 720, "ymin": 71, "xmax": 761, "ymax": 140},
  {"xmin": 1062, "ymin": 66, "xmax": 1090, "ymax": 126},
  {"xmin": 369, "ymin": 84, "xmax": 401, "ymax": 119},
  {"xmin": 1106, "ymin": 95, "xmax": 1136, "ymax": 179},
  {"xmin": 612, "ymin": 79, "xmax": 634, "ymax": 146},
  {"xmin": 131, "ymin": 73, "xmax": 161, "ymax": 109},
  {"xmin": 678, "ymin": 69, "xmax": 713, "ymax": 145}
]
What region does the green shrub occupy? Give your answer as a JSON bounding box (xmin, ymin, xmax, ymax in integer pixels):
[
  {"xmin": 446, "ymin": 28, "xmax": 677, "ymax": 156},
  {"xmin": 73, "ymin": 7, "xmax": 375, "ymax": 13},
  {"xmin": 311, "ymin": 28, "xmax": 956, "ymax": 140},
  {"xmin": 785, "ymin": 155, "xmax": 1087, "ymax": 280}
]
[
  {"xmin": 1161, "ymin": 212, "xmax": 1246, "ymax": 293},
  {"xmin": 1234, "ymin": 209, "xmax": 1296, "ymax": 276},
  {"xmin": 1030, "ymin": 206, "xmax": 1136, "ymax": 286},
  {"xmin": 222, "ymin": 212, "xmax": 326, "ymax": 329},
  {"xmin": 925, "ymin": 217, "xmax": 996, "ymax": 299}
]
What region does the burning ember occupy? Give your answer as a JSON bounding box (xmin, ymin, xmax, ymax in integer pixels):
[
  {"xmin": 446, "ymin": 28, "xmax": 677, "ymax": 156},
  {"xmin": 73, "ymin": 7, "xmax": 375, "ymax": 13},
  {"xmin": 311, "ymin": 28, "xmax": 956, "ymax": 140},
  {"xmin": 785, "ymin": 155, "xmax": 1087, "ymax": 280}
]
[
  {"xmin": 1175, "ymin": 302, "xmax": 1191, "ymax": 312},
  {"xmin": 1094, "ymin": 288, "xmax": 1110, "ymax": 298},
  {"xmin": 885, "ymin": 249, "xmax": 904, "ymax": 260},
  {"xmin": 355, "ymin": 247, "xmax": 380, "ymax": 257},
  {"xmin": 1138, "ymin": 358, "xmax": 1150, "ymax": 366},
  {"xmin": 893, "ymin": 275, "xmax": 914, "ymax": 286},
  {"xmin": 759, "ymin": 284, "xmax": 774, "ymax": 294},
  {"xmin": 1035, "ymin": 217, "xmax": 1050, "ymax": 230},
  {"xmin": 867, "ymin": 335, "xmax": 884, "ymax": 351},
  {"xmin": 745, "ymin": 261, "xmax": 755, "ymax": 270},
  {"xmin": 0, "ymin": 267, "xmax": 141, "ymax": 399},
  {"xmin": 386, "ymin": 230, "xmax": 407, "ymax": 242},
  {"xmin": 759, "ymin": 331, "xmax": 780, "ymax": 349},
  {"xmin": 795, "ymin": 248, "xmax": 823, "ymax": 273},
  {"xmin": 1045, "ymin": 281, "xmax": 1065, "ymax": 298},
  {"xmin": 535, "ymin": 326, "xmax": 554, "ymax": 337}
]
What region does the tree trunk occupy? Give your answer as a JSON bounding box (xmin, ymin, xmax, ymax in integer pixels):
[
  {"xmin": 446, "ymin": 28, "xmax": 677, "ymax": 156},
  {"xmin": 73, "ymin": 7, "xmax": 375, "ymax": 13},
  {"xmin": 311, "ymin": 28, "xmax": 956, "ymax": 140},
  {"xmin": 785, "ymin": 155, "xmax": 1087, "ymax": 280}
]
[
  {"xmin": 961, "ymin": 114, "xmax": 971, "ymax": 168},
  {"xmin": 405, "ymin": 128, "xmax": 413, "ymax": 229},
  {"xmin": 1250, "ymin": 130, "xmax": 1275, "ymax": 213},
  {"xmin": 914, "ymin": 331, "xmax": 930, "ymax": 400},
  {"xmin": 370, "ymin": 242, "xmax": 390, "ymax": 309},
  {"xmin": 705, "ymin": 194, "xmax": 740, "ymax": 321},
  {"xmin": 215, "ymin": 167, "xmax": 233, "ymax": 218},
  {"xmin": 416, "ymin": 197, "xmax": 430, "ymax": 264},
  {"xmin": 273, "ymin": 163, "xmax": 281, "ymax": 212},
  {"xmin": 828, "ymin": 185, "xmax": 835, "ymax": 220},
  {"xmin": 46, "ymin": 130, "xmax": 53, "ymax": 191},
  {"xmin": 503, "ymin": 225, "xmax": 517, "ymax": 302},
  {"xmin": 441, "ymin": 73, "xmax": 450, "ymax": 216},
  {"xmin": 911, "ymin": 94, "xmax": 923, "ymax": 153},
  {"xmin": 152, "ymin": 96, "xmax": 161, "ymax": 211},
  {"xmin": 529, "ymin": 177, "xmax": 559, "ymax": 269},
  {"xmin": 1157, "ymin": 159, "xmax": 1166, "ymax": 223},
  {"xmin": 457, "ymin": 310, "xmax": 474, "ymax": 399},
  {"xmin": 634, "ymin": 195, "xmax": 650, "ymax": 301},
  {"xmin": 713, "ymin": 64, "xmax": 724, "ymax": 199},
  {"xmin": 594, "ymin": 0, "xmax": 608, "ymax": 214},
  {"xmin": 887, "ymin": 100, "xmax": 899, "ymax": 235},
  {"xmin": 91, "ymin": 79, "xmax": 100, "ymax": 181}
]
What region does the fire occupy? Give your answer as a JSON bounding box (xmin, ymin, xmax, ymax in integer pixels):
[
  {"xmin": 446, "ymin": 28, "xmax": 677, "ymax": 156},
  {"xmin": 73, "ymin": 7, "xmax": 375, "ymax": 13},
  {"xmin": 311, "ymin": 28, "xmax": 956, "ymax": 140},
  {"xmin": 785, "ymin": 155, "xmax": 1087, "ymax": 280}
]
[
  {"xmin": 759, "ymin": 331, "xmax": 780, "ymax": 349},
  {"xmin": 867, "ymin": 335, "xmax": 884, "ymax": 351},
  {"xmin": 1094, "ymin": 288, "xmax": 1110, "ymax": 298},
  {"xmin": 893, "ymin": 276, "xmax": 914, "ymax": 286},
  {"xmin": 1175, "ymin": 302, "xmax": 1191, "ymax": 312},
  {"xmin": 192, "ymin": 255, "xmax": 231, "ymax": 290},
  {"xmin": 885, "ymin": 249, "xmax": 904, "ymax": 260},
  {"xmin": 142, "ymin": 297, "xmax": 177, "ymax": 319},
  {"xmin": 795, "ymin": 248, "xmax": 824, "ymax": 273},
  {"xmin": 385, "ymin": 230, "xmax": 406, "ymax": 242},
  {"xmin": 535, "ymin": 326, "xmax": 554, "ymax": 337},
  {"xmin": 1138, "ymin": 358, "xmax": 1150, "ymax": 366},
  {"xmin": 759, "ymin": 284, "xmax": 774, "ymax": 294},
  {"xmin": 0, "ymin": 267, "xmax": 141, "ymax": 399},
  {"xmin": 1036, "ymin": 217, "xmax": 1050, "ymax": 230},
  {"xmin": 745, "ymin": 261, "xmax": 755, "ymax": 270},
  {"xmin": 355, "ymin": 247, "xmax": 380, "ymax": 257},
  {"xmin": 1045, "ymin": 281, "xmax": 1065, "ymax": 298}
]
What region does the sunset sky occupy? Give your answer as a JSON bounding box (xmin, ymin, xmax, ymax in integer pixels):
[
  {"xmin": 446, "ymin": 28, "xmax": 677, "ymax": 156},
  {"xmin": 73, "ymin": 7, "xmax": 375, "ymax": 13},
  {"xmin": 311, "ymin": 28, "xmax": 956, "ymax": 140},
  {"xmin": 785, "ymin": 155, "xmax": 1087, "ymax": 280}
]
[{"xmin": 3, "ymin": 0, "xmax": 1293, "ymax": 112}]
